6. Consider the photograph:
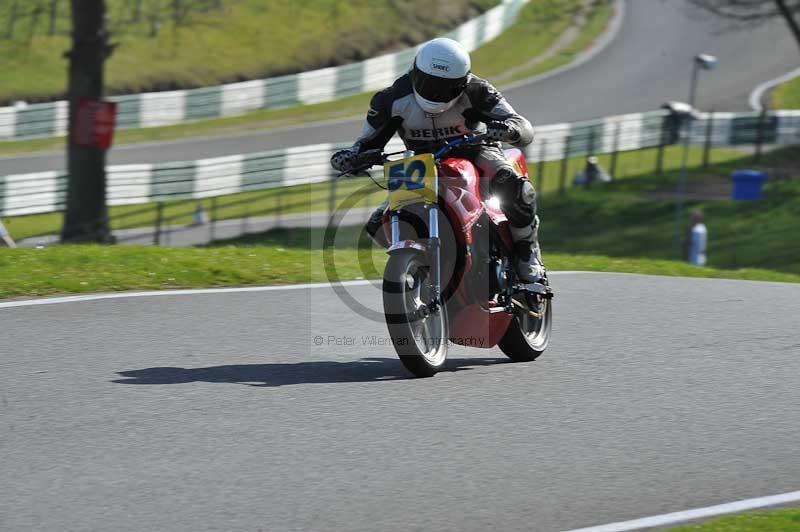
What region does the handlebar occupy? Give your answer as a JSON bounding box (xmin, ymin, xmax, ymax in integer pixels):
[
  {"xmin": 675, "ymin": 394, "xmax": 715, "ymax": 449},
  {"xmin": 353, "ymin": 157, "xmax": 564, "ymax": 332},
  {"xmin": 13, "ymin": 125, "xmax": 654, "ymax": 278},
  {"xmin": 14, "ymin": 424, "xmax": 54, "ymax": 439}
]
[
  {"xmin": 338, "ymin": 133, "xmax": 490, "ymax": 178},
  {"xmin": 433, "ymin": 133, "xmax": 488, "ymax": 158}
]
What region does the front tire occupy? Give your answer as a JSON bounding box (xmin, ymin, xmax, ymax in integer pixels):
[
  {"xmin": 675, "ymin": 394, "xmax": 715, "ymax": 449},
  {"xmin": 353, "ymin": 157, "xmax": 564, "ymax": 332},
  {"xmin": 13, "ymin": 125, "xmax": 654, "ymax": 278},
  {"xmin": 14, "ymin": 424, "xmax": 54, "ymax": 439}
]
[
  {"xmin": 383, "ymin": 251, "xmax": 448, "ymax": 377},
  {"xmin": 499, "ymin": 293, "xmax": 552, "ymax": 362}
]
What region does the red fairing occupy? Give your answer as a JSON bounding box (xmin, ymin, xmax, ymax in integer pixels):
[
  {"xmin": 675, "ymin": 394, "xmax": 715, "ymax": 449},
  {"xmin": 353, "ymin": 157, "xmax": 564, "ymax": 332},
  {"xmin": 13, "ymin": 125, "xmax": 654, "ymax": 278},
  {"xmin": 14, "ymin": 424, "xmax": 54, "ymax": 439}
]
[
  {"xmin": 439, "ymin": 158, "xmax": 512, "ymax": 349},
  {"xmin": 379, "ymin": 158, "xmax": 483, "ymax": 245},
  {"xmin": 377, "ymin": 154, "xmax": 531, "ymax": 349},
  {"xmin": 448, "ymin": 304, "xmax": 512, "ymax": 349},
  {"xmin": 438, "ymin": 158, "xmax": 483, "ymax": 241}
]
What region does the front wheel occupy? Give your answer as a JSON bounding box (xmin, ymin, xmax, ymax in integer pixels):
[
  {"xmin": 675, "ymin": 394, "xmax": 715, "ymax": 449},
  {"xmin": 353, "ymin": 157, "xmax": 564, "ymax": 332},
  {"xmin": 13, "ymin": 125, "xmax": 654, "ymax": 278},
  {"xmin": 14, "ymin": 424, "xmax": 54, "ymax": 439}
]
[
  {"xmin": 499, "ymin": 293, "xmax": 552, "ymax": 362},
  {"xmin": 383, "ymin": 251, "xmax": 448, "ymax": 377}
]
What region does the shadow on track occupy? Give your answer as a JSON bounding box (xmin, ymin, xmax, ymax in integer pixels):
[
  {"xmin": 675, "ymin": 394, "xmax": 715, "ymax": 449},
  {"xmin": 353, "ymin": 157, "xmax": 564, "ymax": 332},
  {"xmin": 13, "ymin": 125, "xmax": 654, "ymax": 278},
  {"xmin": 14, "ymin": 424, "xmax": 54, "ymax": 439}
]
[{"xmin": 113, "ymin": 357, "xmax": 511, "ymax": 387}]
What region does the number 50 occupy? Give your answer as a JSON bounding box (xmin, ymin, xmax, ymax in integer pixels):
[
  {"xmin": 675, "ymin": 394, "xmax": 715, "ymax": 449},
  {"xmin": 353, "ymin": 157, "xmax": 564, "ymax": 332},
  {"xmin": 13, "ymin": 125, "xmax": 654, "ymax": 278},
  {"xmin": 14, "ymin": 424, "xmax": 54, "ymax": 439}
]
[{"xmin": 388, "ymin": 159, "xmax": 427, "ymax": 191}]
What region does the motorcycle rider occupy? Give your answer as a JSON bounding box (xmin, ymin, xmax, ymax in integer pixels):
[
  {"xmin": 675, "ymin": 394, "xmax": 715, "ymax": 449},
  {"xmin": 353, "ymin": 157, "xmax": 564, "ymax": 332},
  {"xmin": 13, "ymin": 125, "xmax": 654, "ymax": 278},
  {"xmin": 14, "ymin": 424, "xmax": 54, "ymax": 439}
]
[{"xmin": 330, "ymin": 38, "xmax": 544, "ymax": 282}]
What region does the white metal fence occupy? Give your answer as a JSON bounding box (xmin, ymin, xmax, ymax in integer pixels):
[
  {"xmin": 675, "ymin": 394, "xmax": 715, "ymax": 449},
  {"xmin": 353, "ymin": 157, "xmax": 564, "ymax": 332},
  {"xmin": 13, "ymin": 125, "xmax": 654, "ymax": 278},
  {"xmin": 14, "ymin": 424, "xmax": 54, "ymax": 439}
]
[{"xmin": 2, "ymin": 109, "xmax": 800, "ymax": 218}]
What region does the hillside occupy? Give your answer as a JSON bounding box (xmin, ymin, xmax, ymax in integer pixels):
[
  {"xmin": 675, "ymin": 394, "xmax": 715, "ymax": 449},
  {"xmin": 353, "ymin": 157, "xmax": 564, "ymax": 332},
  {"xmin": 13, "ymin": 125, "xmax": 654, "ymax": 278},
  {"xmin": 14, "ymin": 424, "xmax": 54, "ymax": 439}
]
[{"xmin": 0, "ymin": 0, "xmax": 497, "ymax": 104}]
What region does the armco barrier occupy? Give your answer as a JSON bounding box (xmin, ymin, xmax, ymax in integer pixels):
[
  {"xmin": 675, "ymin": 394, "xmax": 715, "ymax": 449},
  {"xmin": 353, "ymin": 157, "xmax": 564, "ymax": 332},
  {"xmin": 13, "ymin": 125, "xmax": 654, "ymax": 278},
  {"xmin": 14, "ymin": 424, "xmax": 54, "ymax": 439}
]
[
  {"xmin": 0, "ymin": 0, "xmax": 528, "ymax": 140},
  {"xmin": 2, "ymin": 109, "xmax": 800, "ymax": 218}
]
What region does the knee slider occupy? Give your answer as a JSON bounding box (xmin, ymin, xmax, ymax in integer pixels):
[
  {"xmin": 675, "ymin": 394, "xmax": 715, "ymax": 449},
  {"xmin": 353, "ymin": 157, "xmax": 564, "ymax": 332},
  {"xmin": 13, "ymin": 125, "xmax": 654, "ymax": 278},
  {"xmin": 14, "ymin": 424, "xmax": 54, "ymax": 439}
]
[
  {"xmin": 493, "ymin": 170, "xmax": 536, "ymax": 227},
  {"xmin": 520, "ymin": 180, "xmax": 536, "ymax": 206},
  {"xmin": 492, "ymin": 167, "xmax": 519, "ymax": 202}
]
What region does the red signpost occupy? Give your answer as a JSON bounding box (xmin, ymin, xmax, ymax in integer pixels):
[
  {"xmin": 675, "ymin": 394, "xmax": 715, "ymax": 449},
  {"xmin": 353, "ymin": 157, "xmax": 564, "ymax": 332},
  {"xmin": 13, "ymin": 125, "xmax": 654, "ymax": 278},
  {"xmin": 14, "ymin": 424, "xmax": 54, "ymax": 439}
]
[{"xmin": 71, "ymin": 98, "xmax": 117, "ymax": 149}]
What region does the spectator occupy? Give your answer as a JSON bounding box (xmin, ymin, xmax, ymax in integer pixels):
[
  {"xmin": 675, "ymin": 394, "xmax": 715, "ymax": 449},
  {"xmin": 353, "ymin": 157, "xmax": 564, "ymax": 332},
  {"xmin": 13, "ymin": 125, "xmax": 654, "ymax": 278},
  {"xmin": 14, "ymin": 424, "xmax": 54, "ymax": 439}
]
[
  {"xmin": 573, "ymin": 156, "xmax": 612, "ymax": 187},
  {"xmin": 0, "ymin": 219, "xmax": 16, "ymax": 248},
  {"xmin": 684, "ymin": 210, "xmax": 707, "ymax": 265}
]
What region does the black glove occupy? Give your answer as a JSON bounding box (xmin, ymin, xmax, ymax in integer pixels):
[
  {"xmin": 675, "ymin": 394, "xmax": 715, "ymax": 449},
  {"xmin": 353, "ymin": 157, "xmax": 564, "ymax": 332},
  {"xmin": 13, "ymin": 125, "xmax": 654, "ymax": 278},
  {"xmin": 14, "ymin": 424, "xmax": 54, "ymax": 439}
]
[
  {"xmin": 486, "ymin": 121, "xmax": 520, "ymax": 143},
  {"xmin": 331, "ymin": 149, "xmax": 357, "ymax": 172}
]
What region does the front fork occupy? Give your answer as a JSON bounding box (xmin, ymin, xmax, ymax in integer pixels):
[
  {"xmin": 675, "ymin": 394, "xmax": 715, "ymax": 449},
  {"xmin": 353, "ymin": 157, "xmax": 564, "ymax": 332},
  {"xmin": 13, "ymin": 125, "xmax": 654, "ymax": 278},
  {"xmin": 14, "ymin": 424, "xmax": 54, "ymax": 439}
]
[{"xmin": 389, "ymin": 202, "xmax": 441, "ymax": 312}]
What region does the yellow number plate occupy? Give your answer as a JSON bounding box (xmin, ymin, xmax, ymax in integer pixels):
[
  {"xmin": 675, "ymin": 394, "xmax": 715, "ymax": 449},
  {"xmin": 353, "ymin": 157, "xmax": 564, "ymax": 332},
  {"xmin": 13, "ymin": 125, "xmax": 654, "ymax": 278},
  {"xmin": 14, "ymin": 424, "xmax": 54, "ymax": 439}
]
[{"xmin": 384, "ymin": 153, "xmax": 437, "ymax": 210}]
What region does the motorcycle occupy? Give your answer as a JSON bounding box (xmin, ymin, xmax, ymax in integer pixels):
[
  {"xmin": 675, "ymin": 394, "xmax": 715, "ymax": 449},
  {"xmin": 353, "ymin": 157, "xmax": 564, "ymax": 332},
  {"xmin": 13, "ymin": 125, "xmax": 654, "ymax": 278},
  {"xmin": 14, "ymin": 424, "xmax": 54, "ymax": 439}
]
[{"xmin": 342, "ymin": 134, "xmax": 553, "ymax": 377}]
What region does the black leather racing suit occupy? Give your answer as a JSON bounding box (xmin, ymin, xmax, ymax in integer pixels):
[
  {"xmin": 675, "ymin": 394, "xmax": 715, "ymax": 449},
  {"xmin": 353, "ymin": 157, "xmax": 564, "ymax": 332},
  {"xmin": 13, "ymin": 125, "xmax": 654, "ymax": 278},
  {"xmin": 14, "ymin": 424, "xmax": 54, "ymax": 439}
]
[{"xmin": 352, "ymin": 72, "xmax": 537, "ymax": 243}]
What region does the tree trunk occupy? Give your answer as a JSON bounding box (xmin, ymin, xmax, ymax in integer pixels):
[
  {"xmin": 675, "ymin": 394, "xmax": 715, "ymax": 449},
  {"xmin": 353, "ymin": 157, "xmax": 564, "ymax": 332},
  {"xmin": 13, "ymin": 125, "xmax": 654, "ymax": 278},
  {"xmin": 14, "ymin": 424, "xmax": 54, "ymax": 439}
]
[
  {"xmin": 61, "ymin": 0, "xmax": 114, "ymax": 243},
  {"xmin": 773, "ymin": 0, "xmax": 800, "ymax": 54}
]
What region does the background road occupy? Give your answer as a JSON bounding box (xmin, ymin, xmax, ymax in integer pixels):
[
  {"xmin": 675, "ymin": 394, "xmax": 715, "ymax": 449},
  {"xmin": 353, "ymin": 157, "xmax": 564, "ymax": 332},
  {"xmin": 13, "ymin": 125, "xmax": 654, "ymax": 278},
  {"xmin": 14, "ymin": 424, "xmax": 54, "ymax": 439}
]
[
  {"xmin": 2, "ymin": 0, "xmax": 799, "ymax": 175},
  {"xmin": 2, "ymin": 273, "xmax": 799, "ymax": 531}
]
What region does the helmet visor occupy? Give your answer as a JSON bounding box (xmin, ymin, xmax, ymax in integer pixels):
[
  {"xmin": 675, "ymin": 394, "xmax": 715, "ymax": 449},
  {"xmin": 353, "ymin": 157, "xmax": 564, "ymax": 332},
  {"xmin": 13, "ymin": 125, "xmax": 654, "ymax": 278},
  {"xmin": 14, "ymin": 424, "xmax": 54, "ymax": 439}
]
[{"xmin": 412, "ymin": 63, "xmax": 468, "ymax": 104}]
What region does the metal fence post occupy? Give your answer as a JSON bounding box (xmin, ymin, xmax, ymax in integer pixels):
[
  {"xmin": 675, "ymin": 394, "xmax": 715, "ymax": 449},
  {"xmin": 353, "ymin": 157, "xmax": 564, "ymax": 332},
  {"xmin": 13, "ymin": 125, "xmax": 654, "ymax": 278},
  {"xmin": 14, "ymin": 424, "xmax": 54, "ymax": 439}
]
[
  {"xmin": 28, "ymin": 4, "xmax": 42, "ymax": 42},
  {"xmin": 275, "ymin": 192, "xmax": 283, "ymax": 228},
  {"xmin": 656, "ymin": 116, "xmax": 667, "ymax": 176},
  {"xmin": 153, "ymin": 202, "xmax": 164, "ymax": 246},
  {"xmin": 209, "ymin": 197, "xmax": 217, "ymax": 242},
  {"xmin": 610, "ymin": 122, "xmax": 621, "ymax": 178},
  {"xmin": 7, "ymin": 2, "xmax": 18, "ymax": 39},
  {"xmin": 559, "ymin": 136, "xmax": 571, "ymax": 195},
  {"xmin": 536, "ymin": 139, "xmax": 547, "ymax": 191},
  {"xmin": 47, "ymin": 0, "xmax": 58, "ymax": 35},
  {"xmin": 585, "ymin": 127, "xmax": 597, "ymax": 190},
  {"xmin": 754, "ymin": 108, "xmax": 767, "ymax": 163},
  {"xmin": 703, "ymin": 111, "xmax": 714, "ymax": 170}
]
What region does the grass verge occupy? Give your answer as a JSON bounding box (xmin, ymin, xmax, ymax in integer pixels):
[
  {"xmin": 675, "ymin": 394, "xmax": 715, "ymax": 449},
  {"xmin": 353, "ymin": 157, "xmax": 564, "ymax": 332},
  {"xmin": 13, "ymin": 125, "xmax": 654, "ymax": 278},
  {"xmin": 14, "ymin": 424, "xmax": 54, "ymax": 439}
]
[
  {"xmin": 2, "ymin": 246, "xmax": 797, "ymax": 300},
  {"xmin": 772, "ymin": 75, "xmax": 800, "ymax": 109},
  {"xmin": 665, "ymin": 507, "xmax": 800, "ymax": 531},
  {"xmin": 540, "ymin": 146, "xmax": 800, "ymax": 275},
  {"xmin": 0, "ymin": 0, "xmax": 614, "ymax": 156}
]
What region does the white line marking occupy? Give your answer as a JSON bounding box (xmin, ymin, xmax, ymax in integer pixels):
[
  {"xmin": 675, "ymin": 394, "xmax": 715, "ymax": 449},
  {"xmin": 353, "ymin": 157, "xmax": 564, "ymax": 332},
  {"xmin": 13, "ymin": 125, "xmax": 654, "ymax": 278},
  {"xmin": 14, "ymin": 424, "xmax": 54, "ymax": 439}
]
[
  {"xmin": 0, "ymin": 280, "xmax": 375, "ymax": 309},
  {"xmin": 0, "ymin": 272, "xmax": 589, "ymax": 309},
  {"xmin": 562, "ymin": 490, "xmax": 800, "ymax": 532},
  {"xmin": 749, "ymin": 66, "xmax": 800, "ymax": 111}
]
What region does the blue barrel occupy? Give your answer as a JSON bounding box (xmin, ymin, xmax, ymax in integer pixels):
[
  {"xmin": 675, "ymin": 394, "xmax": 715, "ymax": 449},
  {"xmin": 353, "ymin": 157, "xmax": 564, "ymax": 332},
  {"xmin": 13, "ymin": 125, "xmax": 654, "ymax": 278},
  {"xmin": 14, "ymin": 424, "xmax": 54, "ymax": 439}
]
[{"xmin": 731, "ymin": 170, "xmax": 768, "ymax": 201}]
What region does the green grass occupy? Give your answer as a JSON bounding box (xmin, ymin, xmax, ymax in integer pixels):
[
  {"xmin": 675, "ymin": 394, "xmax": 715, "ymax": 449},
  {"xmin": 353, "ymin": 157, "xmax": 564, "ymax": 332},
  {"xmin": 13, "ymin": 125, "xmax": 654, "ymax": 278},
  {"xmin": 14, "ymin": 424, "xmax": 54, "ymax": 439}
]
[
  {"xmin": 0, "ymin": 0, "xmax": 497, "ymax": 104},
  {"xmin": 2, "ymin": 245, "xmax": 797, "ymax": 300},
  {"xmin": 539, "ymin": 145, "xmax": 800, "ymax": 274},
  {"xmin": 772, "ymin": 75, "xmax": 800, "ymax": 109},
  {"xmin": 665, "ymin": 507, "xmax": 800, "ymax": 531},
  {"xmin": 0, "ymin": 0, "xmax": 613, "ymax": 156}
]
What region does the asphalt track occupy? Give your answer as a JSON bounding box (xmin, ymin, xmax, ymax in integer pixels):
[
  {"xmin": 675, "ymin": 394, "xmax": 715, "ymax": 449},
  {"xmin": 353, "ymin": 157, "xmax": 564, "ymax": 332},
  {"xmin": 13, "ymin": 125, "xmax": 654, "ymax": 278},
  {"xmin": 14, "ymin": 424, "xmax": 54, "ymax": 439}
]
[
  {"xmin": 2, "ymin": 0, "xmax": 800, "ymax": 175},
  {"xmin": 2, "ymin": 273, "xmax": 799, "ymax": 531}
]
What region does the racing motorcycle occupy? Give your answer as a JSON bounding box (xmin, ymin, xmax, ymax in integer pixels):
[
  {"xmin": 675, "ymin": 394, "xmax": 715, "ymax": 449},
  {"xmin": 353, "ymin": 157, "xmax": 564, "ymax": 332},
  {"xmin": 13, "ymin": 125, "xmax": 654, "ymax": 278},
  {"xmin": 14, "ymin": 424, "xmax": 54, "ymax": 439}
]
[{"xmin": 343, "ymin": 134, "xmax": 553, "ymax": 378}]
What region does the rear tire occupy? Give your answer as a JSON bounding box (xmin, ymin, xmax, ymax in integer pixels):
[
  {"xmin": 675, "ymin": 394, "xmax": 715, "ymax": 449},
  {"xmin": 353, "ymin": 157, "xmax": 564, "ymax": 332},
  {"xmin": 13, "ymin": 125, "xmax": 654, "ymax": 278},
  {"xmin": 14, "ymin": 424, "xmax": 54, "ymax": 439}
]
[
  {"xmin": 499, "ymin": 293, "xmax": 552, "ymax": 362},
  {"xmin": 383, "ymin": 251, "xmax": 448, "ymax": 377}
]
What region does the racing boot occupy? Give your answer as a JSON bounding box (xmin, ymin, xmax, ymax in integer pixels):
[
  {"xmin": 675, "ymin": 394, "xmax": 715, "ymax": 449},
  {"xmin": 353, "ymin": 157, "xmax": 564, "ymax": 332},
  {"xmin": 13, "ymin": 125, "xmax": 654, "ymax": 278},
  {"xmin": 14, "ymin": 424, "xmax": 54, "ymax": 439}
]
[
  {"xmin": 509, "ymin": 216, "xmax": 545, "ymax": 283},
  {"xmin": 364, "ymin": 202, "xmax": 390, "ymax": 249}
]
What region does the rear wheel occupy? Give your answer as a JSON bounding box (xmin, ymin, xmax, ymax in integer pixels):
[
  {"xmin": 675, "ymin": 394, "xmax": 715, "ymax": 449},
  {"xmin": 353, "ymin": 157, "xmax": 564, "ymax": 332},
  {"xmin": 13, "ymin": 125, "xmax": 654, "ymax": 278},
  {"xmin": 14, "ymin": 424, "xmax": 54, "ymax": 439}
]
[
  {"xmin": 383, "ymin": 251, "xmax": 448, "ymax": 377},
  {"xmin": 498, "ymin": 291, "xmax": 552, "ymax": 362}
]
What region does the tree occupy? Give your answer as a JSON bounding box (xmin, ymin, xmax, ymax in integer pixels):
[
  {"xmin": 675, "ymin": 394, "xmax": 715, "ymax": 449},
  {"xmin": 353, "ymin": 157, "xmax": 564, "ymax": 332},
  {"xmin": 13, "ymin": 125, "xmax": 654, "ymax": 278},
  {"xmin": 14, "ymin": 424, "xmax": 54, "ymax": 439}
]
[
  {"xmin": 687, "ymin": 0, "xmax": 800, "ymax": 54},
  {"xmin": 61, "ymin": 0, "xmax": 114, "ymax": 243}
]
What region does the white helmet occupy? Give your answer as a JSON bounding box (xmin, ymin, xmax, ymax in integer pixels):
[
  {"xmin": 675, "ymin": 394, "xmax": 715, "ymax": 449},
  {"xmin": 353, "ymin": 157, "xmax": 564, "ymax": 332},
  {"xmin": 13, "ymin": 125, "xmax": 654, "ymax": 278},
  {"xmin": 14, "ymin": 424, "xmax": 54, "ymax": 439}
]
[{"xmin": 411, "ymin": 38, "xmax": 471, "ymax": 114}]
